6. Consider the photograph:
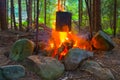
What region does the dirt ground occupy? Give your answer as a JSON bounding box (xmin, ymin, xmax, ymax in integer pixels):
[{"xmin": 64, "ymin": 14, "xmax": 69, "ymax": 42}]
[{"xmin": 0, "ymin": 31, "xmax": 120, "ymax": 80}]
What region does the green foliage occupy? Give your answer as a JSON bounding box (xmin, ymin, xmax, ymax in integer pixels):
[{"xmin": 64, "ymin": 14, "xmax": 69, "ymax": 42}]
[
  {"xmin": 104, "ymin": 28, "xmax": 113, "ymax": 35},
  {"xmin": 104, "ymin": 27, "xmax": 120, "ymax": 35},
  {"xmin": 101, "ymin": 0, "xmax": 114, "ymax": 17},
  {"xmin": 22, "ymin": 21, "xmax": 27, "ymax": 27},
  {"xmin": 66, "ymin": 0, "xmax": 78, "ymax": 20}
]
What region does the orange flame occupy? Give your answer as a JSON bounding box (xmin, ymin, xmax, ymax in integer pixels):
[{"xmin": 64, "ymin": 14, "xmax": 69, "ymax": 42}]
[{"xmin": 57, "ymin": 0, "xmax": 64, "ymax": 11}]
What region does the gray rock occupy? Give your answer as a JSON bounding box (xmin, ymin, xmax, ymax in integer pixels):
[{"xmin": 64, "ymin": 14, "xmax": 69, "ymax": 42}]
[
  {"xmin": 64, "ymin": 48, "xmax": 93, "ymax": 70},
  {"xmin": 92, "ymin": 30, "xmax": 115, "ymax": 51},
  {"xmin": 81, "ymin": 60, "xmax": 115, "ymax": 80},
  {"xmin": 0, "ymin": 69, "xmax": 5, "ymax": 80},
  {"xmin": 23, "ymin": 55, "xmax": 64, "ymax": 80},
  {"xmin": 81, "ymin": 60, "xmax": 101, "ymax": 69},
  {"xmin": 1, "ymin": 65, "xmax": 25, "ymax": 80}
]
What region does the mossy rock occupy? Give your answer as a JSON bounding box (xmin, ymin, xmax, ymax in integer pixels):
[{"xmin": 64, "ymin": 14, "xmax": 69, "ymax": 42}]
[{"xmin": 10, "ymin": 39, "xmax": 35, "ymax": 61}]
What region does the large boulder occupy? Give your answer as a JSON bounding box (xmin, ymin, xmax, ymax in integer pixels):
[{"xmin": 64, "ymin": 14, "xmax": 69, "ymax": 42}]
[
  {"xmin": 64, "ymin": 48, "xmax": 93, "ymax": 70},
  {"xmin": 23, "ymin": 55, "xmax": 64, "ymax": 80},
  {"xmin": 1, "ymin": 65, "xmax": 25, "ymax": 80},
  {"xmin": 9, "ymin": 38, "xmax": 35, "ymax": 61},
  {"xmin": 92, "ymin": 31, "xmax": 115, "ymax": 51},
  {"xmin": 81, "ymin": 60, "xmax": 115, "ymax": 80}
]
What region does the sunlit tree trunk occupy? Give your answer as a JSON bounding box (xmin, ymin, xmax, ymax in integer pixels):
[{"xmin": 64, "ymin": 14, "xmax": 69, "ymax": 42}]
[
  {"xmin": 113, "ymin": 0, "xmax": 117, "ymax": 37},
  {"xmin": 0, "ymin": 0, "xmax": 8, "ymax": 30},
  {"xmin": 18, "ymin": 0, "xmax": 23, "ymax": 31}
]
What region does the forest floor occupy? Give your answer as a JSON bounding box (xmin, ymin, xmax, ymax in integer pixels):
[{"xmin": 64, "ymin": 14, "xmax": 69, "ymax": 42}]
[{"xmin": 0, "ymin": 30, "xmax": 120, "ymax": 80}]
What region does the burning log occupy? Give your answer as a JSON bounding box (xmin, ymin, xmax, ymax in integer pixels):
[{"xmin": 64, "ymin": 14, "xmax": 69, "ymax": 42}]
[{"xmin": 55, "ymin": 39, "xmax": 75, "ymax": 60}]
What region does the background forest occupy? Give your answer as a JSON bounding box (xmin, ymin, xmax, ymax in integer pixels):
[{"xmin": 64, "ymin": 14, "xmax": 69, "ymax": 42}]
[{"xmin": 0, "ymin": 0, "xmax": 120, "ymax": 35}]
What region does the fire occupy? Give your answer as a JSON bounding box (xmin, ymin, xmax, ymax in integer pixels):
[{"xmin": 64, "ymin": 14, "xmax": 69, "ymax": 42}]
[
  {"xmin": 50, "ymin": 29, "xmax": 92, "ymax": 60},
  {"xmin": 57, "ymin": 0, "xmax": 64, "ymax": 11},
  {"xmin": 59, "ymin": 32, "xmax": 67, "ymax": 43},
  {"xmin": 50, "ymin": 43, "xmax": 54, "ymax": 48},
  {"xmin": 51, "ymin": 30, "xmax": 69, "ymax": 58},
  {"xmin": 50, "ymin": 30, "xmax": 75, "ymax": 59}
]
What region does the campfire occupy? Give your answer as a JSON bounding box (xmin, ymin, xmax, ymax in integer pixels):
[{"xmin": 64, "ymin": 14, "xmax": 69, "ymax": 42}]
[
  {"xmin": 37, "ymin": 9, "xmax": 89, "ymax": 60},
  {"xmin": 35, "ymin": 0, "xmax": 114, "ymax": 61},
  {"xmin": 38, "ymin": 9, "xmax": 92, "ymax": 60},
  {"xmin": 47, "ymin": 29, "xmax": 92, "ymax": 60}
]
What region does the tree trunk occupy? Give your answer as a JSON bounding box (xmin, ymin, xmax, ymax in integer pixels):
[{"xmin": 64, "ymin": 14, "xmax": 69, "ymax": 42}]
[
  {"xmin": 0, "ymin": 0, "xmax": 8, "ymax": 30},
  {"xmin": 26, "ymin": 0, "xmax": 28, "ymax": 27},
  {"xmin": 113, "ymin": 0, "xmax": 117, "ymax": 37},
  {"xmin": 6, "ymin": 0, "xmax": 9, "ymax": 29},
  {"xmin": 93, "ymin": 0, "xmax": 101, "ymax": 32},
  {"xmin": 44, "ymin": 0, "xmax": 46, "ymax": 25},
  {"xmin": 89, "ymin": 0, "xmax": 93, "ymax": 31},
  {"xmin": 35, "ymin": 0, "xmax": 40, "ymax": 54},
  {"xmin": 26, "ymin": 0, "xmax": 32, "ymax": 31},
  {"xmin": 11, "ymin": 0, "xmax": 17, "ymax": 30},
  {"xmin": 10, "ymin": 0, "xmax": 13, "ymax": 29},
  {"xmin": 34, "ymin": 0, "xmax": 36, "ymax": 22},
  {"xmin": 18, "ymin": 0, "xmax": 23, "ymax": 31},
  {"xmin": 85, "ymin": 0, "xmax": 92, "ymax": 38},
  {"xmin": 78, "ymin": 0, "xmax": 83, "ymax": 32},
  {"xmin": 28, "ymin": 0, "xmax": 32, "ymax": 29}
]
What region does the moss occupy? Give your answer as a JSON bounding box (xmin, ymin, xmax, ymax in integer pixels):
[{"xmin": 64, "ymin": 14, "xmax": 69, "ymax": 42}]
[{"xmin": 10, "ymin": 39, "xmax": 35, "ymax": 61}]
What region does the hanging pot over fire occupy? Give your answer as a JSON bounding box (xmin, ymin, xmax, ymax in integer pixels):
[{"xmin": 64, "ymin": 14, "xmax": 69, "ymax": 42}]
[{"xmin": 56, "ymin": 11, "xmax": 72, "ymax": 32}]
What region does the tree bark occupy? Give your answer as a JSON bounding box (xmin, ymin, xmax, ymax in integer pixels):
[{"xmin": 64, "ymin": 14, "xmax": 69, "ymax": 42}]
[
  {"xmin": 35, "ymin": 0, "xmax": 40, "ymax": 54},
  {"xmin": 28, "ymin": 0, "xmax": 32, "ymax": 29},
  {"xmin": 85, "ymin": 0, "xmax": 92, "ymax": 38},
  {"xmin": 34, "ymin": 0, "xmax": 36, "ymax": 22},
  {"xmin": 113, "ymin": 0, "xmax": 117, "ymax": 37},
  {"xmin": 78, "ymin": 0, "xmax": 83, "ymax": 32},
  {"xmin": 44, "ymin": 0, "xmax": 46, "ymax": 25},
  {"xmin": 11, "ymin": 0, "xmax": 17, "ymax": 30},
  {"xmin": 0, "ymin": 0, "xmax": 8, "ymax": 30},
  {"xmin": 93, "ymin": 0, "xmax": 101, "ymax": 32},
  {"xmin": 10, "ymin": 0, "xmax": 13, "ymax": 29},
  {"xmin": 18, "ymin": 0, "xmax": 23, "ymax": 31},
  {"xmin": 26, "ymin": 0, "xmax": 32, "ymax": 31}
]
